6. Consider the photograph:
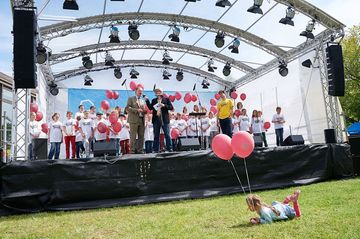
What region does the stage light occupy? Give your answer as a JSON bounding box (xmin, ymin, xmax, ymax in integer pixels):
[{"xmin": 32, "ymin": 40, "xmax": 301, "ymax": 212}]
[
  {"xmin": 228, "ymin": 38, "xmax": 240, "ymax": 54},
  {"xmin": 168, "ymin": 25, "xmax": 180, "ymax": 42},
  {"xmin": 279, "ymin": 61, "xmax": 288, "ymax": 77},
  {"xmin": 184, "ymin": 0, "xmax": 199, "ymax": 2},
  {"xmin": 162, "ymin": 50, "xmax": 173, "ymax": 65},
  {"xmin": 63, "ymin": 0, "xmax": 79, "ymax": 10},
  {"xmin": 114, "ymin": 66, "xmax": 122, "ymax": 79},
  {"xmin": 36, "ymin": 43, "xmax": 47, "ymax": 64},
  {"xmin": 128, "ymin": 22, "xmax": 140, "ymax": 40},
  {"xmin": 215, "ymin": 0, "xmax": 231, "ymax": 7},
  {"xmin": 279, "ymin": 6, "xmax": 295, "ymax": 26},
  {"xmin": 130, "ymin": 67, "xmax": 139, "ymax": 79},
  {"xmin": 247, "ymin": 0, "xmax": 263, "ymax": 15},
  {"xmin": 302, "ymin": 59, "xmax": 312, "ymax": 68},
  {"xmin": 105, "ymin": 52, "xmax": 115, "ymax": 66},
  {"xmin": 223, "ymin": 62, "xmax": 231, "ymax": 76},
  {"xmin": 207, "ymin": 58, "xmax": 217, "ymax": 72},
  {"xmin": 215, "ymin": 31, "xmax": 225, "ymax": 48},
  {"xmin": 84, "ymin": 75, "xmax": 93, "ymax": 86},
  {"xmin": 201, "ymin": 78, "xmax": 210, "ymax": 89},
  {"xmin": 300, "ymin": 20, "xmax": 315, "ymax": 39},
  {"xmin": 82, "ymin": 55, "xmax": 93, "ymax": 69},
  {"xmin": 49, "ymin": 82, "xmax": 59, "ymax": 96},
  {"xmin": 109, "ymin": 25, "xmax": 120, "ymax": 43},
  {"xmin": 163, "ymin": 69, "xmax": 172, "ymax": 80},
  {"xmin": 176, "ymin": 70, "xmax": 184, "ymax": 81}
]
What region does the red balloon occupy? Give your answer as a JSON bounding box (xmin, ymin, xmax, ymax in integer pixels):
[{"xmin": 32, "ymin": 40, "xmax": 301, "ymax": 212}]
[
  {"xmin": 212, "ymin": 134, "xmax": 233, "ymax": 160},
  {"xmin": 210, "ymin": 99, "xmax": 217, "ymax": 106},
  {"xmin": 171, "ymin": 128, "xmax": 180, "ymax": 139},
  {"xmin": 169, "ymin": 95, "xmax": 175, "ymax": 102},
  {"xmin": 137, "ymin": 83, "xmax": 144, "ymax": 90},
  {"xmin": 109, "ymin": 112, "xmax": 119, "ymax": 124},
  {"xmin": 231, "ymin": 91, "xmax": 238, "ymax": 99},
  {"xmin": 74, "ymin": 121, "xmax": 79, "ymax": 131},
  {"xmin": 106, "ymin": 90, "xmax": 113, "ymax": 99},
  {"xmin": 112, "ymin": 91, "xmax": 119, "ymax": 100},
  {"xmin": 163, "ymin": 93, "xmax": 169, "ymax": 98},
  {"xmin": 41, "ymin": 123, "xmax": 48, "ymax": 134},
  {"xmin": 129, "ymin": 81, "xmax": 137, "ymax": 91},
  {"xmin": 191, "ymin": 95, "xmax": 197, "ymax": 102},
  {"xmin": 235, "ymin": 109, "xmax": 241, "ymax": 117},
  {"xmin": 30, "ymin": 103, "xmax": 38, "ymax": 113},
  {"xmin": 231, "ymin": 131, "xmax": 255, "ymax": 158},
  {"xmin": 175, "ymin": 92, "xmax": 182, "ymax": 100},
  {"xmin": 35, "ymin": 111, "xmax": 43, "ymax": 121},
  {"xmin": 184, "ymin": 94, "xmax": 191, "ymax": 104},
  {"xmin": 210, "ymin": 106, "xmax": 217, "ymax": 115},
  {"xmin": 264, "ymin": 121, "xmax": 271, "ymax": 130},
  {"xmin": 215, "ymin": 93, "xmax": 221, "ymax": 100},
  {"xmin": 112, "ymin": 122, "xmax": 122, "ymax": 133},
  {"xmin": 101, "ymin": 100, "xmax": 110, "ymax": 111},
  {"xmin": 240, "ymin": 93, "xmax": 246, "ymax": 101},
  {"xmin": 97, "ymin": 122, "xmax": 107, "ymax": 133}
]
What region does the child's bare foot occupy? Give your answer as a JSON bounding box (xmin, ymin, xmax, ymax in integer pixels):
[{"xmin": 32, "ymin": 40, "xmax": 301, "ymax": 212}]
[{"xmin": 290, "ymin": 189, "xmax": 301, "ymax": 202}]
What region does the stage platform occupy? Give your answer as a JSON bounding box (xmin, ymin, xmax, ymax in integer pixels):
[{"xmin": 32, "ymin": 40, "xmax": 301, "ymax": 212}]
[{"xmin": 0, "ymin": 144, "xmax": 353, "ymax": 216}]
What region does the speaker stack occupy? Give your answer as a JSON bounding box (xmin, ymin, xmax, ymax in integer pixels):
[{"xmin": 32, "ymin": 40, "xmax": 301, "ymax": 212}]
[{"xmin": 326, "ymin": 45, "xmax": 345, "ymax": 97}]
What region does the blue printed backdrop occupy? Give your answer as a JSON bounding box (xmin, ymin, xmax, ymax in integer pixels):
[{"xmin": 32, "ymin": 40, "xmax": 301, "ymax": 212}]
[{"xmin": 68, "ymin": 88, "xmax": 218, "ymax": 114}]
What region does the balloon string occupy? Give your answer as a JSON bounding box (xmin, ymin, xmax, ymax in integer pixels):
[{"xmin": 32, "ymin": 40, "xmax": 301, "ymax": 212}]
[
  {"xmin": 229, "ymin": 159, "xmax": 246, "ymax": 195},
  {"xmin": 243, "ymin": 157, "xmax": 252, "ymax": 194}
]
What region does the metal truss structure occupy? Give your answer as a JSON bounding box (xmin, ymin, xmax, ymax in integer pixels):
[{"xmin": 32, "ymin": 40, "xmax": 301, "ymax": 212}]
[{"xmin": 50, "ymin": 41, "xmax": 255, "ymax": 73}]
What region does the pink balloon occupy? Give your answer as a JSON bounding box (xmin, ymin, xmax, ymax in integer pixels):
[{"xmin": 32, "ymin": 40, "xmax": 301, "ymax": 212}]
[
  {"xmin": 210, "ymin": 99, "xmax": 217, "ymax": 106},
  {"xmin": 129, "ymin": 81, "xmax": 137, "ymax": 91},
  {"xmin": 41, "ymin": 123, "xmax": 48, "ymax": 134},
  {"xmin": 112, "ymin": 91, "xmax": 119, "ymax": 100},
  {"xmin": 231, "ymin": 91, "xmax": 238, "ymax": 99},
  {"xmin": 264, "ymin": 121, "xmax": 271, "ymax": 130},
  {"xmin": 212, "ymin": 134, "xmax": 233, "ymax": 160},
  {"xmin": 97, "ymin": 122, "xmax": 107, "ymax": 134},
  {"xmin": 137, "ymin": 83, "xmax": 144, "ymax": 90},
  {"xmin": 109, "ymin": 112, "xmax": 119, "ymax": 124},
  {"xmin": 169, "ymin": 95, "xmax": 175, "ymax": 102},
  {"xmin": 163, "ymin": 93, "xmax": 169, "ymax": 98},
  {"xmin": 231, "ymin": 131, "xmax": 255, "ymax": 158},
  {"xmin": 30, "ymin": 103, "xmax": 38, "ymax": 113},
  {"xmin": 215, "ymin": 93, "xmax": 221, "ymax": 100},
  {"xmin": 112, "ymin": 122, "xmax": 122, "ymax": 133},
  {"xmin": 106, "ymin": 90, "xmax": 113, "ymax": 99},
  {"xmin": 210, "ymin": 106, "xmax": 217, "ymax": 115},
  {"xmin": 175, "ymin": 92, "xmax": 182, "ymax": 100},
  {"xmin": 235, "ymin": 109, "xmax": 241, "ymax": 117},
  {"xmin": 101, "ymin": 100, "xmax": 110, "ymax": 111},
  {"xmin": 35, "ymin": 111, "xmax": 43, "ymax": 121},
  {"xmin": 240, "ymin": 93, "xmax": 246, "ymax": 101},
  {"xmin": 191, "ymin": 95, "xmax": 197, "ymax": 102},
  {"xmin": 171, "ymin": 128, "xmax": 180, "ymax": 139}
]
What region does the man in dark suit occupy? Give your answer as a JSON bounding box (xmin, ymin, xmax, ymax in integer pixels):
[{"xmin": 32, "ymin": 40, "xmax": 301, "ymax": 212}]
[
  {"xmin": 145, "ymin": 88, "xmax": 174, "ymax": 152},
  {"xmin": 126, "ymin": 86, "xmax": 146, "ymax": 154}
]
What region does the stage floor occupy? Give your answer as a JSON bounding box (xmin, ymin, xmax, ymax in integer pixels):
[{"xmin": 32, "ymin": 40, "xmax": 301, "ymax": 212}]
[{"xmin": 0, "ymin": 144, "xmax": 353, "ymax": 216}]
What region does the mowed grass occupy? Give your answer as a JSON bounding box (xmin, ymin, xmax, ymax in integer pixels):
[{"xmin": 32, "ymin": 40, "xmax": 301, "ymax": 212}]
[{"xmin": 1, "ymin": 178, "xmax": 360, "ymax": 239}]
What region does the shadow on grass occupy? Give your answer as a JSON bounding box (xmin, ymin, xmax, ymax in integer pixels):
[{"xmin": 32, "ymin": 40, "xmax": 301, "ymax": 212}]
[{"xmin": 229, "ymin": 222, "xmax": 254, "ymax": 229}]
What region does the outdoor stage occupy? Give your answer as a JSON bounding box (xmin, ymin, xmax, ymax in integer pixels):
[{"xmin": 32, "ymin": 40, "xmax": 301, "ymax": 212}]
[{"xmin": 0, "ymin": 144, "xmax": 353, "ymax": 216}]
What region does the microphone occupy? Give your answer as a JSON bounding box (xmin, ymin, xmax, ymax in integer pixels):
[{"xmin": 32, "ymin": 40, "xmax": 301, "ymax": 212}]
[
  {"xmin": 193, "ymin": 83, "xmax": 196, "ymax": 91},
  {"xmin": 121, "ymin": 79, "xmax": 127, "ymax": 86}
]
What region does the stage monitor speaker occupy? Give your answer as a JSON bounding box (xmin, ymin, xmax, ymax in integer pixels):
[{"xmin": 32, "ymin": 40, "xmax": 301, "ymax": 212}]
[
  {"xmin": 93, "ymin": 141, "xmax": 117, "ymax": 157},
  {"xmin": 13, "ymin": 9, "xmax": 37, "ymax": 89},
  {"xmin": 32, "ymin": 138, "xmax": 48, "ymax": 160},
  {"xmin": 253, "ymin": 135, "xmax": 263, "ymax": 147},
  {"xmin": 353, "ymin": 156, "xmax": 360, "ymax": 176},
  {"xmin": 326, "ymin": 45, "xmax": 345, "ymax": 96},
  {"xmin": 178, "ymin": 138, "xmax": 201, "ymax": 151},
  {"xmin": 348, "ymin": 135, "xmax": 360, "ymax": 156},
  {"xmin": 282, "ymin": 135, "xmax": 304, "ymax": 146},
  {"xmin": 324, "ymin": 129, "xmax": 337, "ymax": 144}
]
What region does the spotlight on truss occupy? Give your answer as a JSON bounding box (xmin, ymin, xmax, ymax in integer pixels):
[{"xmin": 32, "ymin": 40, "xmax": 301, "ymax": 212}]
[
  {"xmin": 128, "ymin": 22, "xmax": 140, "ymax": 40},
  {"xmin": 162, "ymin": 69, "xmax": 172, "ymax": 80},
  {"xmin": 162, "ymin": 50, "xmax": 173, "ymax": 65},
  {"xmin": 63, "ymin": 0, "xmax": 79, "ymax": 10},
  {"xmin": 228, "ymin": 38, "xmax": 240, "ymax": 54},
  {"xmin": 168, "ymin": 25, "xmax": 180, "ymax": 42},
  {"xmin": 302, "ymin": 59, "xmax": 312, "ymax": 68},
  {"xmin": 114, "ymin": 66, "xmax": 122, "ymax": 79},
  {"xmin": 247, "ymin": 0, "xmax": 263, "ymax": 15},
  {"xmin": 300, "ymin": 20, "xmax": 315, "ymax": 39},
  {"xmin": 36, "ymin": 42, "xmax": 47, "ymax": 64},
  {"xmin": 279, "ymin": 6, "xmax": 295, "ymax": 26},
  {"xmin": 130, "ymin": 67, "xmax": 139, "ymax": 79},
  {"xmin": 109, "ymin": 25, "xmax": 120, "ymax": 43},
  {"xmin": 278, "ymin": 61, "xmax": 288, "ymax": 77},
  {"xmin": 49, "ymin": 82, "xmax": 59, "ymax": 96},
  {"xmin": 82, "ymin": 55, "xmax": 93, "ymax": 69},
  {"xmin": 176, "ymin": 70, "xmax": 184, "ymax": 81},
  {"xmin": 207, "ymin": 58, "xmax": 217, "ymax": 72},
  {"xmin": 223, "ymin": 62, "xmax": 231, "ymax": 76},
  {"xmin": 84, "ymin": 75, "xmax": 93, "ymax": 86},
  {"xmin": 201, "ymin": 78, "xmax": 210, "ymax": 89},
  {"xmin": 105, "ymin": 51, "xmax": 115, "ymax": 66},
  {"xmin": 215, "ymin": 31, "xmax": 225, "ymax": 48},
  {"xmin": 215, "ymin": 0, "xmax": 231, "ymax": 7}
]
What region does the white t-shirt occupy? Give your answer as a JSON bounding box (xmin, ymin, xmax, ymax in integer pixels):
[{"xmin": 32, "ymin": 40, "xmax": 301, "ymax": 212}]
[
  {"xmin": 119, "ymin": 120, "xmax": 130, "ymax": 140},
  {"xmin": 49, "ymin": 121, "xmax": 63, "ymax": 143},
  {"xmin": 239, "ymin": 115, "xmax": 250, "ymax": 132},
  {"xmin": 209, "ymin": 118, "xmax": 218, "ymax": 132},
  {"xmin": 63, "ymin": 118, "xmax": 76, "ymax": 136},
  {"xmin": 187, "ymin": 118, "xmax": 200, "ymax": 137},
  {"xmin": 89, "ymin": 112, "xmax": 97, "ymax": 120},
  {"xmin": 251, "ymin": 117, "xmax": 263, "ymax": 134},
  {"xmin": 200, "ymin": 117, "xmax": 211, "ymax": 137},
  {"xmin": 232, "ymin": 117, "xmax": 240, "ymax": 134},
  {"xmin": 272, "ymin": 113, "xmax": 285, "ymax": 129},
  {"xmin": 170, "ymin": 119, "xmax": 177, "ymax": 129},
  {"xmin": 176, "ymin": 119, "xmax": 188, "ymax": 137},
  {"xmin": 144, "ymin": 121, "xmax": 154, "ymax": 141},
  {"xmin": 29, "ymin": 120, "xmax": 40, "ymax": 141},
  {"xmin": 94, "ymin": 119, "xmax": 108, "ymax": 141},
  {"xmin": 79, "ymin": 118, "xmax": 94, "ymax": 139},
  {"xmin": 75, "ymin": 112, "xmax": 84, "ymax": 120}
]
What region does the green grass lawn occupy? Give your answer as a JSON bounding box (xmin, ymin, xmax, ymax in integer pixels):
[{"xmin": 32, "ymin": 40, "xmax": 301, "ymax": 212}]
[{"xmin": 1, "ymin": 178, "xmax": 360, "ymax": 239}]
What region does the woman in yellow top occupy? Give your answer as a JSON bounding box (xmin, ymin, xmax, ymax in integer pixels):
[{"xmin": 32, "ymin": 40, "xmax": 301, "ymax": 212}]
[{"xmin": 216, "ymin": 90, "xmax": 234, "ymax": 138}]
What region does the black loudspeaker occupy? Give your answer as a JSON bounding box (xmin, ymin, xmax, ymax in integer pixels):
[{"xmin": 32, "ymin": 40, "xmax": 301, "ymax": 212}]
[
  {"xmin": 13, "ymin": 9, "xmax": 37, "ymax": 89},
  {"xmin": 282, "ymin": 135, "xmax": 304, "ymax": 146},
  {"xmin": 32, "ymin": 138, "xmax": 48, "ymax": 160},
  {"xmin": 324, "ymin": 129, "xmax": 337, "ymax": 143},
  {"xmin": 353, "ymin": 156, "xmax": 360, "ymax": 176},
  {"xmin": 326, "ymin": 45, "xmax": 345, "ymax": 96},
  {"xmin": 93, "ymin": 140, "xmax": 117, "ymax": 157},
  {"xmin": 178, "ymin": 138, "xmax": 201, "ymax": 151},
  {"xmin": 253, "ymin": 135, "xmax": 263, "ymax": 147},
  {"xmin": 348, "ymin": 135, "xmax": 360, "ymax": 156}
]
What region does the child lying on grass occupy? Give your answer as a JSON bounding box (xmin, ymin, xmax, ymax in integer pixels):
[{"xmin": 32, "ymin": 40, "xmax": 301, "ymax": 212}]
[{"xmin": 246, "ymin": 190, "xmax": 301, "ymax": 225}]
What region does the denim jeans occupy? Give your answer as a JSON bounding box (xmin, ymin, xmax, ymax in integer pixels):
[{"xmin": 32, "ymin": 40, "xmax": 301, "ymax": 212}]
[
  {"xmin": 28, "ymin": 142, "xmax": 33, "ymax": 160},
  {"xmin": 153, "ymin": 122, "xmax": 172, "ymax": 152},
  {"xmin": 48, "ymin": 142, "xmax": 61, "ymax": 160},
  {"xmin": 145, "ymin": 140, "xmax": 153, "ymax": 153},
  {"xmin": 76, "ymin": 141, "xmax": 85, "ymax": 158},
  {"xmin": 275, "ymin": 128, "xmax": 284, "ymax": 146},
  {"xmin": 219, "ymin": 117, "xmax": 233, "ymax": 138},
  {"xmin": 262, "ymin": 132, "xmax": 268, "ymax": 147}
]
